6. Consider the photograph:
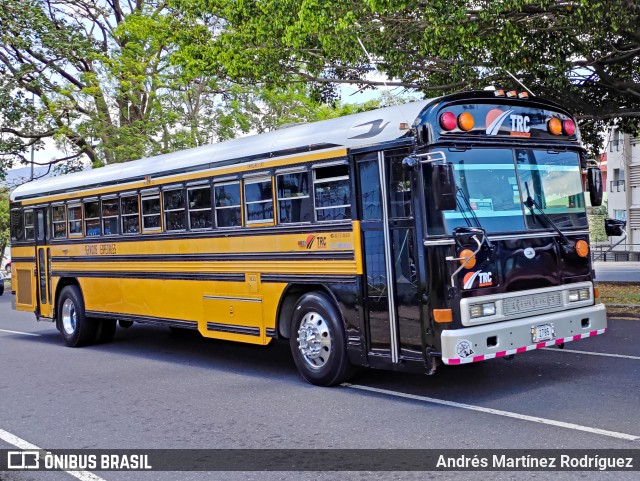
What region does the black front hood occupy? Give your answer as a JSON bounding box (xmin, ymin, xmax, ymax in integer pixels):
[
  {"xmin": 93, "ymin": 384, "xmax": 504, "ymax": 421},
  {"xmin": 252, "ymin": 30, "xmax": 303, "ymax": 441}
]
[{"xmin": 454, "ymin": 234, "xmax": 592, "ymax": 296}]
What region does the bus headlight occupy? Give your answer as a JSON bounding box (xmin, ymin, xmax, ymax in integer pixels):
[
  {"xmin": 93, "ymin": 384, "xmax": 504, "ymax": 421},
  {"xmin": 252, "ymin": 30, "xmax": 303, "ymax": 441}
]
[
  {"xmin": 568, "ymin": 288, "xmax": 590, "ymax": 302},
  {"xmin": 470, "ymin": 302, "xmax": 496, "ymax": 319}
]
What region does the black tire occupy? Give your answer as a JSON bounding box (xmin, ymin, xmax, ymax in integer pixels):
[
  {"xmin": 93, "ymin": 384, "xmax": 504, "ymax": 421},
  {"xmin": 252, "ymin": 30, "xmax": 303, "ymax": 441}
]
[
  {"xmin": 289, "ymin": 291, "xmax": 354, "ymax": 386},
  {"xmin": 94, "ymin": 319, "xmax": 117, "ymax": 344},
  {"xmin": 119, "ymin": 320, "xmax": 134, "ymax": 329},
  {"xmin": 57, "ymin": 285, "xmax": 98, "ymax": 347}
]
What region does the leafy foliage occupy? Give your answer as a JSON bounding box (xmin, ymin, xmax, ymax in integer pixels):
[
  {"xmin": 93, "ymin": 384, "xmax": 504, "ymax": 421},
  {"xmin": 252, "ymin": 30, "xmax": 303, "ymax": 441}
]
[
  {"xmin": 0, "ymin": 0, "xmax": 249, "ymax": 171},
  {"xmin": 177, "ymin": 0, "xmax": 640, "ymax": 154},
  {"xmin": 0, "ymin": 1, "xmax": 385, "ymax": 180}
]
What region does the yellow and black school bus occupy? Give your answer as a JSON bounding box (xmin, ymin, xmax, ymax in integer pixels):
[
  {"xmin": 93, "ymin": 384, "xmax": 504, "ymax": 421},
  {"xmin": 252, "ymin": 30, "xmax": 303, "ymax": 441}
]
[{"xmin": 9, "ymin": 90, "xmax": 616, "ymax": 385}]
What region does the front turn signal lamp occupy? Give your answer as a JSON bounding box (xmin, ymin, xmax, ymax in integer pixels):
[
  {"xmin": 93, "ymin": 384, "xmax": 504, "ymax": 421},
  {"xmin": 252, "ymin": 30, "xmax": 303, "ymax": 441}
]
[
  {"xmin": 433, "ymin": 309, "xmax": 453, "ymax": 323},
  {"xmin": 575, "ymin": 239, "xmax": 589, "ymax": 257}
]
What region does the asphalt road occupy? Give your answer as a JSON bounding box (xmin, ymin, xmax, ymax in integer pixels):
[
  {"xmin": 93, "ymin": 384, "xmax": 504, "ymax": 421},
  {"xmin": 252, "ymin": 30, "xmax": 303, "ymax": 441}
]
[{"xmin": 0, "ymin": 292, "xmax": 638, "ymax": 481}]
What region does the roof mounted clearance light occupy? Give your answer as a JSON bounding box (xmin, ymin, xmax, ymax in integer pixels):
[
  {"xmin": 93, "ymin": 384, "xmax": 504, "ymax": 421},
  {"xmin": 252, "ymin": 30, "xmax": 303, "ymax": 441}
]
[
  {"xmin": 494, "ymin": 89, "xmax": 506, "ymax": 97},
  {"xmin": 562, "ymin": 119, "xmax": 576, "ymax": 136},
  {"xmin": 440, "ymin": 111, "xmax": 457, "ymax": 131},
  {"xmin": 548, "ymin": 117, "xmax": 562, "ymax": 135},
  {"xmin": 506, "ymin": 90, "xmax": 517, "ymax": 98},
  {"xmin": 458, "ymin": 112, "xmax": 475, "ymax": 131},
  {"xmin": 518, "ymin": 91, "xmax": 529, "ymax": 99}
]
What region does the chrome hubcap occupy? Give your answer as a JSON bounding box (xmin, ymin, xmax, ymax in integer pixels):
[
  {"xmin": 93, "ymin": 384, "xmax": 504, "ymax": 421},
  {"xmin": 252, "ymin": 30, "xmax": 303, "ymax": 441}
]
[
  {"xmin": 296, "ymin": 311, "xmax": 332, "ymax": 369},
  {"xmin": 61, "ymin": 298, "xmax": 77, "ymax": 335}
]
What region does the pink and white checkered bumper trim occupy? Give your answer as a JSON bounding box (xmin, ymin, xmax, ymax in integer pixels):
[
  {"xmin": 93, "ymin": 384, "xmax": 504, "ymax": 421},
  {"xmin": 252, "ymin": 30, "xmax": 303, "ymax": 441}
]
[{"xmin": 443, "ymin": 328, "xmax": 608, "ymax": 365}]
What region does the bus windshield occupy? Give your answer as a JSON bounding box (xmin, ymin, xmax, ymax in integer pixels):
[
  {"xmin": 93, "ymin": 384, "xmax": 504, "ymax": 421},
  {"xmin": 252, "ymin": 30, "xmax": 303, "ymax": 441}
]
[{"xmin": 425, "ymin": 148, "xmax": 588, "ymax": 235}]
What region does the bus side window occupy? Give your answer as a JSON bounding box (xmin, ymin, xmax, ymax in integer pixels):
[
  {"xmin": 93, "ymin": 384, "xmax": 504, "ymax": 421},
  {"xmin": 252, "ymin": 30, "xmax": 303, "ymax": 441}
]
[
  {"xmin": 244, "ymin": 177, "xmax": 274, "ymax": 224},
  {"xmin": 141, "ymin": 193, "xmax": 161, "ymax": 232},
  {"xmin": 24, "ymin": 209, "xmax": 35, "ymax": 240},
  {"xmin": 52, "ymin": 205, "xmax": 67, "ymax": 238},
  {"xmin": 214, "ymin": 182, "xmax": 242, "ymax": 228},
  {"xmin": 188, "ymin": 185, "xmax": 213, "ymax": 229},
  {"xmin": 68, "ymin": 204, "xmax": 82, "ymax": 236},
  {"xmin": 11, "ymin": 208, "xmax": 25, "ymax": 242},
  {"xmin": 313, "ymin": 164, "xmax": 351, "ymax": 222},
  {"xmin": 102, "ymin": 198, "xmax": 119, "ymax": 236},
  {"xmin": 163, "ymin": 188, "xmax": 186, "ymax": 231},
  {"xmin": 277, "ymin": 171, "xmax": 312, "ymax": 223},
  {"xmin": 388, "ymin": 150, "xmax": 412, "ymax": 218},
  {"xmin": 84, "ymin": 200, "xmax": 101, "ymax": 237},
  {"xmin": 121, "ymin": 195, "xmax": 140, "ymax": 234}
]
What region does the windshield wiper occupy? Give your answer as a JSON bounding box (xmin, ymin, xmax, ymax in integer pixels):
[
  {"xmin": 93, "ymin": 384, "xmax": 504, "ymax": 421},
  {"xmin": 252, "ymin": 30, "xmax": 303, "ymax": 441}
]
[
  {"xmin": 455, "ymin": 187, "xmax": 482, "ymax": 228},
  {"xmin": 523, "ymin": 181, "xmax": 570, "ymax": 245}
]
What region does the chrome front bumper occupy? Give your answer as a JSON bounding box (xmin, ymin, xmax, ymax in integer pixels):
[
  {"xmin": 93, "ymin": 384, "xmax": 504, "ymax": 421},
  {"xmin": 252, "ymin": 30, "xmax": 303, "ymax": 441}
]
[{"xmin": 441, "ymin": 303, "xmax": 607, "ymax": 364}]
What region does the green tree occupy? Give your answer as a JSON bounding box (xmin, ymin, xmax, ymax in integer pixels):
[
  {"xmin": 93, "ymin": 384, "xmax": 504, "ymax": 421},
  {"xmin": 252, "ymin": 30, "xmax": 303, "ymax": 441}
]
[
  {"xmin": 177, "ymin": 0, "xmax": 640, "ymax": 153},
  {"xmin": 0, "ymin": 1, "xmax": 386, "ymax": 180},
  {"xmin": 0, "ymin": 0, "xmax": 261, "ymax": 176}
]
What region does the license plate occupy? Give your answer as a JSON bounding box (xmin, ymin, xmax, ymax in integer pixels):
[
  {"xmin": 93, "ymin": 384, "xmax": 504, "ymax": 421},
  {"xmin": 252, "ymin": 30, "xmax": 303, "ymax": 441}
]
[{"xmin": 532, "ymin": 323, "xmax": 555, "ymax": 343}]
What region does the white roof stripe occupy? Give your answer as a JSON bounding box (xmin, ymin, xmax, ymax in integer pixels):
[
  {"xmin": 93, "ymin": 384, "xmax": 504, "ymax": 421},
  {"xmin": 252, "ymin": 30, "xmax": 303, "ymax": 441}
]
[{"xmin": 11, "ymin": 99, "xmax": 435, "ymax": 201}]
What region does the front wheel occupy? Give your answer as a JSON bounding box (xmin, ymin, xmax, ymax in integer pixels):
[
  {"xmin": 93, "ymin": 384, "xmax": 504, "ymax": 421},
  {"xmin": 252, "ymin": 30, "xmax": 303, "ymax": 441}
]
[
  {"xmin": 289, "ymin": 291, "xmax": 353, "ymax": 386},
  {"xmin": 58, "ymin": 285, "xmax": 98, "ymax": 347}
]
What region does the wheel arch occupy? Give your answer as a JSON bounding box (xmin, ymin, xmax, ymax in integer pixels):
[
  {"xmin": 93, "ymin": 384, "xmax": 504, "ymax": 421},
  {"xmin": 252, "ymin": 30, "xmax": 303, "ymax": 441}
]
[
  {"xmin": 276, "ymin": 284, "xmax": 344, "ymax": 339},
  {"xmin": 53, "ymin": 277, "xmax": 82, "ymax": 325}
]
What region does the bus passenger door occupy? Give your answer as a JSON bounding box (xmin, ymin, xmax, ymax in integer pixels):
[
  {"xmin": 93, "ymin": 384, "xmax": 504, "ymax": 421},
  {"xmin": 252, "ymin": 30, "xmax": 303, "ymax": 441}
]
[
  {"xmin": 356, "ymin": 149, "xmax": 422, "ymax": 364},
  {"xmin": 35, "ymin": 208, "xmax": 53, "ymax": 318}
]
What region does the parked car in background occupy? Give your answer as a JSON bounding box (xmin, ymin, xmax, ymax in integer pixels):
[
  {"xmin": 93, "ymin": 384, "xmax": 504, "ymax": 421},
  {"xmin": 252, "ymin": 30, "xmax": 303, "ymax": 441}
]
[{"xmin": 0, "ymin": 271, "xmax": 4, "ymax": 296}]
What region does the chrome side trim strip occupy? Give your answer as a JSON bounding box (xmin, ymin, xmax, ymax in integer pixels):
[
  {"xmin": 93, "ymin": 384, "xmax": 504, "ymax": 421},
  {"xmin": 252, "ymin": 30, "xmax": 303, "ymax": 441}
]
[
  {"xmin": 203, "ymin": 295, "xmax": 262, "ymax": 303},
  {"xmin": 424, "ymin": 230, "xmax": 591, "ymax": 246}
]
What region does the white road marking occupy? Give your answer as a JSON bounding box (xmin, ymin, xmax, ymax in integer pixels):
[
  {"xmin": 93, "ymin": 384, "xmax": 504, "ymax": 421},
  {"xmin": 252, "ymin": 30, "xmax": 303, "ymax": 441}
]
[
  {"xmin": 0, "ymin": 329, "xmax": 41, "ymax": 337},
  {"xmin": 0, "ymin": 428, "xmax": 107, "ymax": 481},
  {"xmin": 542, "ymin": 347, "xmax": 640, "ymax": 360},
  {"xmin": 343, "ymin": 384, "xmax": 640, "ymax": 442}
]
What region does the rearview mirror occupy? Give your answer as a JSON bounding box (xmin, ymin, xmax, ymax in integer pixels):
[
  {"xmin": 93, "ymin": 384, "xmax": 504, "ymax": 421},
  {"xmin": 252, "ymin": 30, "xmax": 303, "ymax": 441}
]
[
  {"xmin": 587, "ymin": 167, "xmax": 603, "ymax": 207},
  {"xmin": 604, "ymin": 218, "xmax": 625, "ymax": 237},
  {"xmin": 433, "ymin": 162, "xmax": 457, "ymax": 211}
]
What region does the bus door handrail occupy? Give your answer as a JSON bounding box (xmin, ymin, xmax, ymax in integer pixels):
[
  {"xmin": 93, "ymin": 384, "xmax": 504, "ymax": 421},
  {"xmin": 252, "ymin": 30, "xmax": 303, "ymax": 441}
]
[{"xmin": 417, "ymin": 151, "xmax": 447, "ymax": 164}]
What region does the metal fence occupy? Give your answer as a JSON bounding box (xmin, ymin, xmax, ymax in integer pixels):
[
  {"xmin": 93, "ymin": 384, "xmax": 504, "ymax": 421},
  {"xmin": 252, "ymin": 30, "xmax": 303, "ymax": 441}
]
[{"xmin": 591, "ymin": 243, "xmax": 640, "ymax": 262}]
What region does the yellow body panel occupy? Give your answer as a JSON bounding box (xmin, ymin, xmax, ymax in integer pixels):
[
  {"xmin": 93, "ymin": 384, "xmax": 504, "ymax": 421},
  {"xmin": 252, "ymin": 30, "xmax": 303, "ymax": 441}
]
[
  {"xmin": 11, "ymin": 147, "xmax": 363, "ymax": 347},
  {"xmin": 15, "ymin": 226, "xmax": 362, "ymax": 345}
]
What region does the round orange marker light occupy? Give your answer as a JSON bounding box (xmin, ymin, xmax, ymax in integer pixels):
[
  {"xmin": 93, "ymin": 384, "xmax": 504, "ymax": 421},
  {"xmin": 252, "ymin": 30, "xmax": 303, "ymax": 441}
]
[
  {"xmin": 458, "ymin": 249, "xmax": 477, "ymax": 269},
  {"xmin": 575, "ymin": 240, "xmax": 589, "ymax": 258},
  {"xmin": 548, "ymin": 117, "xmax": 562, "ymax": 135},
  {"xmin": 458, "ymin": 112, "xmax": 475, "ymax": 131}
]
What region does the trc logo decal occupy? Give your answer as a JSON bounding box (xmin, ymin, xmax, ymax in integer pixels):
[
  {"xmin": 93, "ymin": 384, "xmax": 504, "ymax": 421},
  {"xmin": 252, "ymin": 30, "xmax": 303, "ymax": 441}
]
[
  {"xmin": 485, "ymin": 109, "xmax": 531, "ymax": 137},
  {"xmin": 462, "ymin": 270, "xmax": 494, "ymax": 289},
  {"xmin": 304, "ymin": 235, "xmax": 327, "ymax": 249}
]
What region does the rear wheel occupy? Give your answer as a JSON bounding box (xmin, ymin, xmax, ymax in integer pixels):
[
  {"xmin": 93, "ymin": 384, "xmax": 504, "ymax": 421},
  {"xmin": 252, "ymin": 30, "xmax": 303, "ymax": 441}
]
[
  {"xmin": 289, "ymin": 291, "xmax": 353, "ymax": 386},
  {"xmin": 58, "ymin": 285, "xmax": 98, "ymax": 347}
]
